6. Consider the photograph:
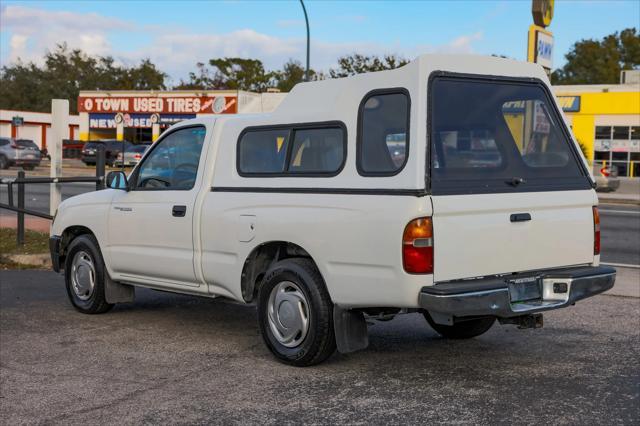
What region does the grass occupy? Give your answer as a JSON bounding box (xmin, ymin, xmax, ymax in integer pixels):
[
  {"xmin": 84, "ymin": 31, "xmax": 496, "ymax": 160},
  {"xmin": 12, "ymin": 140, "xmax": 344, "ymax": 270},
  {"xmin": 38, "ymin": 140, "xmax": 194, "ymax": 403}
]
[
  {"xmin": 0, "ymin": 228, "xmax": 50, "ymax": 269},
  {"xmin": 0, "ymin": 227, "xmax": 49, "ymax": 255}
]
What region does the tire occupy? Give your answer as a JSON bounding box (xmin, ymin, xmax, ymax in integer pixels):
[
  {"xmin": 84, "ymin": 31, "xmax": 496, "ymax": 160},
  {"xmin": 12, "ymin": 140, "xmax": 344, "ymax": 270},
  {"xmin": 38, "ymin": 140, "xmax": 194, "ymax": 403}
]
[
  {"xmin": 0, "ymin": 155, "xmax": 8, "ymax": 170},
  {"xmin": 23, "ymin": 165, "xmax": 35, "ymax": 171},
  {"xmin": 423, "ymin": 312, "xmax": 495, "ymax": 339},
  {"xmin": 64, "ymin": 234, "xmax": 113, "ymax": 314},
  {"xmin": 257, "ymin": 258, "xmax": 336, "ymax": 366}
]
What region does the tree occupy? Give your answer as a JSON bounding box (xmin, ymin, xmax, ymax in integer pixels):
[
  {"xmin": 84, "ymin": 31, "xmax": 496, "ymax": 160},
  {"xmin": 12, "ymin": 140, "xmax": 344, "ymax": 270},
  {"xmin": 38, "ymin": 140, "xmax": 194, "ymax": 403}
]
[
  {"xmin": 329, "ymin": 54, "xmax": 409, "ymax": 78},
  {"xmin": 551, "ymin": 28, "xmax": 640, "ymax": 85},
  {"xmin": 176, "ymin": 57, "xmax": 275, "ymax": 92},
  {"xmin": 0, "ymin": 44, "xmax": 167, "ymax": 114},
  {"xmin": 273, "ymin": 59, "xmax": 318, "ymax": 92},
  {"xmin": 174, "ymin": 62, "xmax": 224, "ymax": 90}
]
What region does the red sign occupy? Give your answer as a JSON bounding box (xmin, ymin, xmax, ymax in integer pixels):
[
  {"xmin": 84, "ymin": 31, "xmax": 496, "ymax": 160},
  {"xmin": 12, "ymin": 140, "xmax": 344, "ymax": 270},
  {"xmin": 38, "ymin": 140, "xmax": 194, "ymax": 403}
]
[{"xmin": 78, "ymin": 96, "xmax": 237, "ymax": 114}]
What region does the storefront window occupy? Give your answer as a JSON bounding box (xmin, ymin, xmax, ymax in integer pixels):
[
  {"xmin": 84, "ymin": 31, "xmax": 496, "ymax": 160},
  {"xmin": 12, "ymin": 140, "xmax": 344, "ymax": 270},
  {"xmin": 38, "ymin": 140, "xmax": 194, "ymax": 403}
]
[
  {"xmin": 595, "ymin": 126, "xmax": 612, "ymax": 139},
  {"xmin": 613, "ymin": 126, "xmax": 630, "ymax": 140},
  {"xmin": 593, "ymin": 125, "xmax": 639, "ymax": 178}
]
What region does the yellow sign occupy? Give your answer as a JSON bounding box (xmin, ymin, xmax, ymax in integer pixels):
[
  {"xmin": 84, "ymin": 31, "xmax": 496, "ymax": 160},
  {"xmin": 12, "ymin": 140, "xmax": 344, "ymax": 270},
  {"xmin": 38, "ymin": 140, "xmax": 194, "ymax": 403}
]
[
  {"xmin": 532, "ymin": 0, "xmax": 554, "ymax": 28},
  {"xmin": 527, "ymin": 24, "xmax": 554, "ymax": 70}
]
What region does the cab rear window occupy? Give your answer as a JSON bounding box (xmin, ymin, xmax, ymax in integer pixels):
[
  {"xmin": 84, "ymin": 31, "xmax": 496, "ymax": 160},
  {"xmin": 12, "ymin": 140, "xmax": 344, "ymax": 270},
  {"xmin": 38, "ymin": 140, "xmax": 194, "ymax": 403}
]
[
  {"xmin": 237, "ymin": 123, "xmax": 346, "ymax": 176},
  {"xmin": 429, "ymin": 75, "xmax": 591, "ymax": 194}
]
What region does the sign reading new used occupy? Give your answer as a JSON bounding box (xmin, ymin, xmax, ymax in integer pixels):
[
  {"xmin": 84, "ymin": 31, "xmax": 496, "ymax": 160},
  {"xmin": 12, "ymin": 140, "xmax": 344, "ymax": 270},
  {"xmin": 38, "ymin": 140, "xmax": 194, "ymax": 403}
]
[
  {"xmin": 89, "ymin": 114, "xmax": 196, "ymax": 129},
  {"xmin": 78, "ymin": 95, "xmax": 238, "ymax": 115}
]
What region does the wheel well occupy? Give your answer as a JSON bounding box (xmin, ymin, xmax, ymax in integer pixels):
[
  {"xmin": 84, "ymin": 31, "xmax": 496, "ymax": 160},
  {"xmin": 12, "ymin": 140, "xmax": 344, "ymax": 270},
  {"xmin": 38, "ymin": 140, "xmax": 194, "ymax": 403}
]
[
  {"xmin": 240, "ymin": 241, "xmax": 315, "ymax": 303},
  {"xmin": 59, "ymin": 226, "xmax": 96, "ymax": 267}
]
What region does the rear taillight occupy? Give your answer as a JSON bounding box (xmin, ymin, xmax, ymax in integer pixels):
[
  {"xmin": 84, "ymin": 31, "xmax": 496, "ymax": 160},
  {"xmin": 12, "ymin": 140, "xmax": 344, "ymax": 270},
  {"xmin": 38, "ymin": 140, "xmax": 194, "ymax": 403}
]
[
  {"xmin": 593, "ymin": 206, "xmax": 600, "ymax": 255},
  {"xmin": 134, "ymin": 154, "xmax": 141, "ymax": 159},
  {"xmin": 600, "ymin": 167, "xmax": 610, "ymax": 177},
  {"xmin": 403, "ymin": 217, "xmax": 434, "ymax": 274}
]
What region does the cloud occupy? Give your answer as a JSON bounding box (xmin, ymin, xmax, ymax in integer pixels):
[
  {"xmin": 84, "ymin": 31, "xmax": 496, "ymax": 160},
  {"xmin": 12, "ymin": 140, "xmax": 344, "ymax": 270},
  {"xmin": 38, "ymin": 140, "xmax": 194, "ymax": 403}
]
[
  {"xmin": 447, "ymin": 32, "xmax": 484, "ymax": 53},
  {"xmin": 0, "ymin": 5, "xmax": 484, "ymax": 83},
  {"xmin": 1, "ymin": 5, "xmax": 130, "ymax": 63}
]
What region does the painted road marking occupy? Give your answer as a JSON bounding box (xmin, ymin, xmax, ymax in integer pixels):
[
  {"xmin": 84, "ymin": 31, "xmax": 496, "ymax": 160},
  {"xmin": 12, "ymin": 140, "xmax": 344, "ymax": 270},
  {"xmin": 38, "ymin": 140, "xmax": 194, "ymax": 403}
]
[{"xmin": 599, "ymin": 210, "xmax": 640, "ymax": 215}]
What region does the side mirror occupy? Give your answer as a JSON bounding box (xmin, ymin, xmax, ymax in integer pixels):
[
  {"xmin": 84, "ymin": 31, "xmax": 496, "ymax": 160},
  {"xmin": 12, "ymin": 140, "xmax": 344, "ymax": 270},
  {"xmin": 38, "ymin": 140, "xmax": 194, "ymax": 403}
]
[{"xmin": 106, "ymin": 171, "xmax": 129, "ymax": 190}]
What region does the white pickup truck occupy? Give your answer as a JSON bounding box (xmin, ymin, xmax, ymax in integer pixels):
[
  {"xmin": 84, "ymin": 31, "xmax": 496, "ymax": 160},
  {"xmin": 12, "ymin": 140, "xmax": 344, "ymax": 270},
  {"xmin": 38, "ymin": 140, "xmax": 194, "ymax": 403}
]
[{"xmin": 50, "ymin": 55, "xmax": 615, "ymax": 366}]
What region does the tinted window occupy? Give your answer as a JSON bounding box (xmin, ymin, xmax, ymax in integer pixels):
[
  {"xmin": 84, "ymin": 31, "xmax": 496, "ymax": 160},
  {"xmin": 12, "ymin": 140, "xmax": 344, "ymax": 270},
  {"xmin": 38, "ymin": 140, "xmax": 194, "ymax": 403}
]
[
  {"xmin": 135, "ymin": 126, "xmax": 206, "ymax": 190},
  {"xmin": 16, "ymin": 140, "xmax": 38, "ymax": 149},
  {"xmin": 631, "ymin": 127, "xmax": 640, "ymax": 140},
  {"xmin": 288, "ymin": 127, "xmax": 344, "ymax": 173},
  {"xmin": 0, "ymin": 139, "xmax": 10, "ymax": 146},
  {"xmin": 430, "ymin": 77, "xmax": 589, "ymax": 194},
  {"xmin": 238, "ymin": 129, "xmax": 289, "ymax": 174},
  {"xmin": 613, "ymin": 126, "xmax": 630, "ymax": 140},
  {"xmin": 358, "ymin": 91, "xmax": 409, "ymax": 175},
  {"xmin": 595, "ymin": 126, "xmax": 612, "ymax": 139}
]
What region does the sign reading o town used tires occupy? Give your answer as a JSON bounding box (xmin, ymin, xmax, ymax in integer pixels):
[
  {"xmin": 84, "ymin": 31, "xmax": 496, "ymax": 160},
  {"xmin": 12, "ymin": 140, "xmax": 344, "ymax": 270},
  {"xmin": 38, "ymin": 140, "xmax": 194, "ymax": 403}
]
[{"xmin": 78, "ymin": 95, "xmax": 238, "ymax": 114}]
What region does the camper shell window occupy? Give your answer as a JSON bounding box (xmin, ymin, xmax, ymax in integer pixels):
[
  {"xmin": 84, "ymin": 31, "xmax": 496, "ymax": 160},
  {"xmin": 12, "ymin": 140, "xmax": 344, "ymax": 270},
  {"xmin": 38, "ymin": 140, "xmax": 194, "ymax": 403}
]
[
  {"xmin": 428, "ymin": 73, "xmax": 591, "ymax": 195},
  {"xmin": 357, "ymin": 89, "xmax": 410, "ymax": 176}
]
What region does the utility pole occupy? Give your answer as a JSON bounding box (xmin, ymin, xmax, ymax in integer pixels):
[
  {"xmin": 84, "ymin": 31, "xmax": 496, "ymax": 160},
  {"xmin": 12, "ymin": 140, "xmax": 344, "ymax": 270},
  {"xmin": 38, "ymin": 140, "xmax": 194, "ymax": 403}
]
[{"xmin": 300, "ymin": 0, "xmax": 310, "ymax": 82}]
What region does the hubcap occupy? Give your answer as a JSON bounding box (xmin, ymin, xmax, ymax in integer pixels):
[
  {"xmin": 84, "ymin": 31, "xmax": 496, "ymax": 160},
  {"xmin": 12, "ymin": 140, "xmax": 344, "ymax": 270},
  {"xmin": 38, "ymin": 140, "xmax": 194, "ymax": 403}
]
[
  {"xmin": 267, "ymin": 281, "xmax": 310, "ymax": 348},
  {"xmin": 71, "ymin": 251, "xmax": 95, "ymax": 301}
]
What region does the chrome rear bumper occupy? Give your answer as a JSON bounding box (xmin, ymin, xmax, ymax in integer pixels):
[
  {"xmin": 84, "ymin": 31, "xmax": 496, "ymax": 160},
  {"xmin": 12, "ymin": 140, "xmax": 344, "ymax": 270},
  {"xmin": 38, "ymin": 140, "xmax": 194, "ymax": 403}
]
[{"xmin": 419, "ymin": 266, "xmax": 615, "ymax": 325}]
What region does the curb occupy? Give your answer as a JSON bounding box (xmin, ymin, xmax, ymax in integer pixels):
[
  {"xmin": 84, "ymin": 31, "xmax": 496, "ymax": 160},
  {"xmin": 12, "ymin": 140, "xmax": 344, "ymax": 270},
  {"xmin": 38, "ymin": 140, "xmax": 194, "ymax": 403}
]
[
  {"xmin": 598, "ymin": 197, "xmax": 640, "ymax": 206},
  {"xmin": 1, "ymin": 253, "xmax": 51, "ymax": 268}
]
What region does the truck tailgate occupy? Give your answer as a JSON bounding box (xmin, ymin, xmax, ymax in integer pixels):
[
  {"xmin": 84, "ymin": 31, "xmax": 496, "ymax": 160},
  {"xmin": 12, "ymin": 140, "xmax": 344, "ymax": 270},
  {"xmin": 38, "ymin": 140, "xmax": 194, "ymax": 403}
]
[{"xmin": 431, "ymin": 190, "xmax": 596, "ymax": 282}]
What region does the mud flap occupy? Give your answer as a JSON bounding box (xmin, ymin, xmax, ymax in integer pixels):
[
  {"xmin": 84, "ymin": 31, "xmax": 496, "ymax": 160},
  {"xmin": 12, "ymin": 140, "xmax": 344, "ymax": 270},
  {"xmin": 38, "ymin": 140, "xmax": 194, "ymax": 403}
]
[
  {"xmin": 105, "ymin": 273, "xmax": 135, "ymax": 304},
  {"xmin": 333, "ymin": 305, "xmax": 369, "ymax": 353}
]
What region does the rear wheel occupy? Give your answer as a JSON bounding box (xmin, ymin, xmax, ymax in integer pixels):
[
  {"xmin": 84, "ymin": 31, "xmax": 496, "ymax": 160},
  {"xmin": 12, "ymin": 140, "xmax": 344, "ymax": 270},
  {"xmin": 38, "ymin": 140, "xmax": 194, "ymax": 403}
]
[
  {"xmin": 257, "ymin": 258, "xmax": 336, "ymax": 366},
  {"xmin": 423, "ymin": 312, "xmax": 495, "ymax": 339},
  {"xmin": 0, "ymin": 155, "xmax": 8, "ymax": 169},
  {"xmin": 64, "ymin": 234, "xmax": 113, "ymax": 314}
]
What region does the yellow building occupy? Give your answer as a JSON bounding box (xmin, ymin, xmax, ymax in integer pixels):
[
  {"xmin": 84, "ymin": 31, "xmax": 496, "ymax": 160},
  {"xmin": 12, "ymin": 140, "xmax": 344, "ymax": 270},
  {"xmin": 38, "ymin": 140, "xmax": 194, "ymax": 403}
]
[{"xmin": 553, "ymin": 80, "xmax": 640, "ymax": 178}]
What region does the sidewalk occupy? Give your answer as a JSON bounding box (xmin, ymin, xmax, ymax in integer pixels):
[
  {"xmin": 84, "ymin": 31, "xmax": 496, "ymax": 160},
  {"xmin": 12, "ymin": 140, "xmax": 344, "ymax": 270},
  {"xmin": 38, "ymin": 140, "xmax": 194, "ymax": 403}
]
[{"xmin": 0, "ymin": 213, "xmax": 51, "ymax": 233}]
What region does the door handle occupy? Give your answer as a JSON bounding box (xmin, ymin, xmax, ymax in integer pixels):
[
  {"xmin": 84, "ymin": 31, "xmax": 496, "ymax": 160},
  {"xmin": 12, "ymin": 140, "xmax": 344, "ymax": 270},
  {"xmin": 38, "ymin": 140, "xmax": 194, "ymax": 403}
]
[
  {"xmin": 510, "ymin": 213, "xmax": 531, "ymax": 222},
  {"xmin": 172, "ymin": 205, "xmax": 187, "ymax": 217}
]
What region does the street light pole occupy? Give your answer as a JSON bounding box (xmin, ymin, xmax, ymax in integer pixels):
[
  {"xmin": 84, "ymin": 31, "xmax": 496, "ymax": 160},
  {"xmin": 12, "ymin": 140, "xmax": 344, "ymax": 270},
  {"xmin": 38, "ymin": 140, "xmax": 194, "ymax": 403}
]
[{"xmin": 299, "ymin": 0, "xmax": 310, "ymax": 82}]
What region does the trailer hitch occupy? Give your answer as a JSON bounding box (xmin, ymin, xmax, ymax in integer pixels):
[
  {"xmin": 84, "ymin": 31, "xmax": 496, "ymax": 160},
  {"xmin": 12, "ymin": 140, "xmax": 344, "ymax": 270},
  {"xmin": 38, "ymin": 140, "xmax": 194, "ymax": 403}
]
[{"xmin": 499, "ymin": 313, "xmax": 544, "ymax": 329}]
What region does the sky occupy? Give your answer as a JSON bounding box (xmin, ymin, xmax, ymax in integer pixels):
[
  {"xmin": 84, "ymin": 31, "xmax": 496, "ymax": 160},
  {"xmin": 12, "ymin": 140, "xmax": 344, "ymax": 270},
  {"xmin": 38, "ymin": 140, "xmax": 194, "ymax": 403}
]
[{"xmin": 1, "ymin": 0, "xmax": 638, "ymax": 85}]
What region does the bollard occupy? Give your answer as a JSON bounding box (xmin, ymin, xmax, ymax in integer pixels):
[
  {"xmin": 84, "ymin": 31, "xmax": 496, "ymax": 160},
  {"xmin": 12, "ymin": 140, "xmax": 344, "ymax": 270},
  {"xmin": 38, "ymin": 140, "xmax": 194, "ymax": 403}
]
[
  {"xmin": 96, "ymin": 145, "xmax": 106, "ymax": 190},
  {"xmin": 17, "ymin": 170, "xmax": 25, "ymax": 246}
]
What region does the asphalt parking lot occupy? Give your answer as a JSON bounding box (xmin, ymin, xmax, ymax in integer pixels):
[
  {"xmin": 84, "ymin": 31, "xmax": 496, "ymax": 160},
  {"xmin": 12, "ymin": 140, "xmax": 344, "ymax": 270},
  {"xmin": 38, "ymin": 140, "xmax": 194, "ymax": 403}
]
[{"xmin": 1, "ymin": 270, "xmax": 639, "ymax": 425}]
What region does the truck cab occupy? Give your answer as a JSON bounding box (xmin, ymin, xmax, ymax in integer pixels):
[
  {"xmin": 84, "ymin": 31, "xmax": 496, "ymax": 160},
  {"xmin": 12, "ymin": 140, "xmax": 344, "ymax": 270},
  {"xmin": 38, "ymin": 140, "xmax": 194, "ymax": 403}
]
[{"xmin": 50, "ymin": 55, "xmax": 615, "ymax": 366}]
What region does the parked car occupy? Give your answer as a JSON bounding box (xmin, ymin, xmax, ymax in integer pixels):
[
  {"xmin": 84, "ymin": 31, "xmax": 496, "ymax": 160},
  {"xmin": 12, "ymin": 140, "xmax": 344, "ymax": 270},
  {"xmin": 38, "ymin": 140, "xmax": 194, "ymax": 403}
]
[
  {"xmin": 113, "ymin": 144, "xmax": 150, "ymax": 167},
  {"xmin": 81, "ymin": 140, "xmax": 132, "ymax": 166},
  {"xmin": 595, "ymin": 164, "xmax": 621, "ymax": 192},
  {"xmin": 50, "ymin": 55, "xmax": 615, "ymax": 366},
  {"xmin": 0, "ymin": 137, "xmax": 42, "ymax": 170}
]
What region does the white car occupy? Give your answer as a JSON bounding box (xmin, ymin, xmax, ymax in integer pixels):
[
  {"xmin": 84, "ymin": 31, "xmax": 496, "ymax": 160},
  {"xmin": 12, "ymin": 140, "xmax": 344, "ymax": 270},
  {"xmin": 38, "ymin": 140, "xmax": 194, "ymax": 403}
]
[{"xmin": 50, "ymin": 55, "xmax": 615, "ymax": 366}]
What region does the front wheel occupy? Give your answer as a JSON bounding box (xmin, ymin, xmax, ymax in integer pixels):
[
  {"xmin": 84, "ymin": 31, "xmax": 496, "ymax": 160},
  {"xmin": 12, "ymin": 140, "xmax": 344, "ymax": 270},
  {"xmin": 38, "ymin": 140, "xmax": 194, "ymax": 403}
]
[
  {"xmin": 257, "ymin": 258, "xmax": 336, "ymax": 366},
  {"xmin": 64, "ymin": 234, "xmax": 113, "ymax": 314},
  {"xmin": 423, "ymin": 312, "xmax": 495, "ymax": 339}
]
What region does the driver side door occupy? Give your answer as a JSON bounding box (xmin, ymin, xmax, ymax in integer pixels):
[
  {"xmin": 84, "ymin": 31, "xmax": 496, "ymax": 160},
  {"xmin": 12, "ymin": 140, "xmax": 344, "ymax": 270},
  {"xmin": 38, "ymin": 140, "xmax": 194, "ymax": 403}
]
[{"xmin": 107, "ymin": 125, "xmax": 207, "ymax": 289}]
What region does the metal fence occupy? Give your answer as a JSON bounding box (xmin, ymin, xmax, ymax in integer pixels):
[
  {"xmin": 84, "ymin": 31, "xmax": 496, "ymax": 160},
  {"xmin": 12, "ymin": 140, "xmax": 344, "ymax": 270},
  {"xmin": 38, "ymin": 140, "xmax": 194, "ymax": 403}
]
[{"xmin": 0, "ymin": 147, "xmax": 106, "ymax": 246}]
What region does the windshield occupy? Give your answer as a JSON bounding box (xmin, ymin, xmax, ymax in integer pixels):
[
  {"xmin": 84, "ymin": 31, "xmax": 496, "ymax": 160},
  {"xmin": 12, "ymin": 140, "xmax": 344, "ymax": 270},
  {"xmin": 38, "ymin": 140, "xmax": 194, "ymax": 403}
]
[{"xmin": 429, "ymin": 76, "xmax": 590, "ymax": 195}]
